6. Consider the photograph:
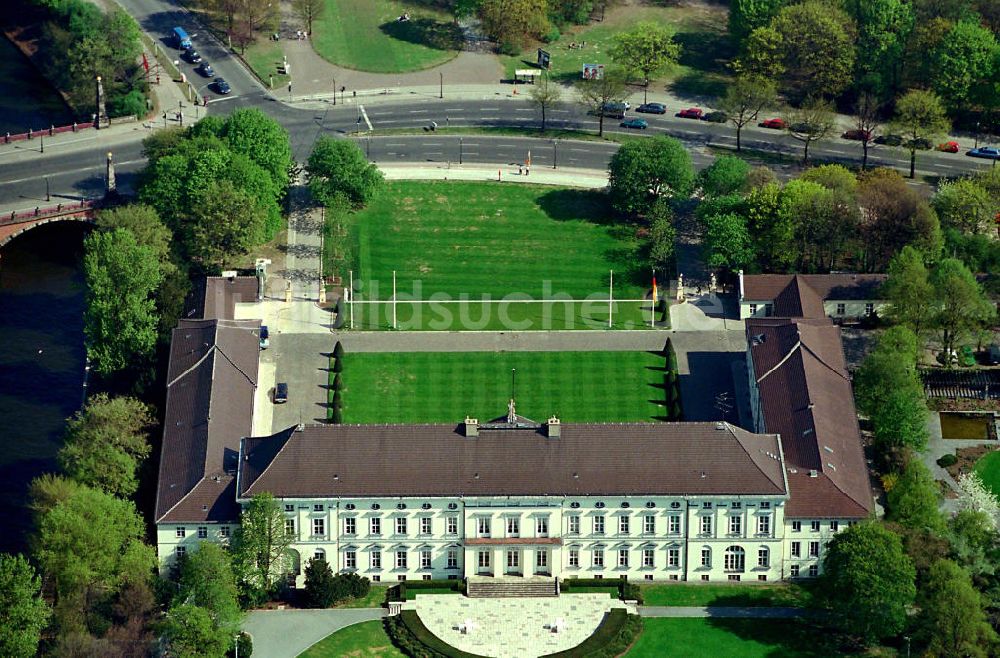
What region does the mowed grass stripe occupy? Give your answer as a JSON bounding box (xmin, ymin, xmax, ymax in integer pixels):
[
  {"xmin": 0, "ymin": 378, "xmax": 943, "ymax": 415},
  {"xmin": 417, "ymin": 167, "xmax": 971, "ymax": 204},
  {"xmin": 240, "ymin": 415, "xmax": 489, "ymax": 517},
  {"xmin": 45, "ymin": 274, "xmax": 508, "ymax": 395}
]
[{"xmin": 341, "ymin": 351, "xmax": 665, "ymax": 424}]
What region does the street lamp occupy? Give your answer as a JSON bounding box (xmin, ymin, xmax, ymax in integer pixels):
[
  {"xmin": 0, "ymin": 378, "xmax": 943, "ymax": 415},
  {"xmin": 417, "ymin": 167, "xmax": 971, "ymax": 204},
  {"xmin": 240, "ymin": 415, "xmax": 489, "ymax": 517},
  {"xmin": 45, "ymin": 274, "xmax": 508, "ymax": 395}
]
[
  {"xmin": 975, "ymin": 121, "xmax": 981, "ymax": 149},
  {"xmin": 45, "ymin": 176, "xmax": 50, "ymax": 202},
  {"xmin": 903, "ymin": 636, "xmax": 910, "ymax": 658},
  {"xmin": 439, "ymin": 72, "xmax": 443, "ymax": 99},
  {"xmin": 332, "ymin": 77, "xmax": 336, "ymax": 105},
  {"xmin": 459, "ymin": 137, "xmax": 463, "ymax": 164},
  {"xmin": 552, "ymin": 140, "xmax": 558, "ymax": 169}
]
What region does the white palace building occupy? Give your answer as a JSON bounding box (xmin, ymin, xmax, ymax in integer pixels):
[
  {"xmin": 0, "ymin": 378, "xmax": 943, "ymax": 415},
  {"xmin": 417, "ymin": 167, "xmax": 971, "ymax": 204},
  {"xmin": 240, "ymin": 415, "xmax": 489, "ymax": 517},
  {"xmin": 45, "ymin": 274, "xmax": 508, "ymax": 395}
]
[{"xmin": 154, "ymin": 277, "xmax": 873, "ymax": 587}]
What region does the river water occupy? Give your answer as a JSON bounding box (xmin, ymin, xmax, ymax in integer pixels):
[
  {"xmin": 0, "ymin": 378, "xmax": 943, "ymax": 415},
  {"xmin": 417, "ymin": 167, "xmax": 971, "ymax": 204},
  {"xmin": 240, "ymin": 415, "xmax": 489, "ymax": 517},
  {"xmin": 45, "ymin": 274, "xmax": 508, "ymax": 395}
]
[{"xmin": 0, "ymin": 223, "xmax": 87, "ymax": 554}]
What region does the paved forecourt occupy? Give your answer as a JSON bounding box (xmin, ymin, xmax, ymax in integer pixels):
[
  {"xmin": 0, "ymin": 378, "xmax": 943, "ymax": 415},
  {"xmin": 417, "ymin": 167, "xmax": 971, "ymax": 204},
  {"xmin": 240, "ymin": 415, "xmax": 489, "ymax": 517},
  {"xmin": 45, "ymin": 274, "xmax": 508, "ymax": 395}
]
[{"xmin": 408, "ymin": 593, "xmax": 636, "ymax": 658}]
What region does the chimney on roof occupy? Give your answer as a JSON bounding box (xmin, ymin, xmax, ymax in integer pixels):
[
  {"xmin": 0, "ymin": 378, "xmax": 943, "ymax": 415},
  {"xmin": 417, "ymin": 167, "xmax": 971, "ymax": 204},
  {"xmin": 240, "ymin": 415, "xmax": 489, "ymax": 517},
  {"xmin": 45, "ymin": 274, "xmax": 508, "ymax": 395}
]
[
  {"xmin": 464, "ymin": 417, "xmax": 479, "ymax": 437},
  {"xmin": 809, "ymin": 469, "xmax": 818, "ymax": 478},
  {"xmin": 221, "ymin": 270, "xmax": 237, "ymax": 280},
  {"xmin": 296, "ymin": 423, "xmax": 305, "ymax": 432},
  {"xmin": 547, "ymin": 416, "xmax": 561, "ymax": 438}
]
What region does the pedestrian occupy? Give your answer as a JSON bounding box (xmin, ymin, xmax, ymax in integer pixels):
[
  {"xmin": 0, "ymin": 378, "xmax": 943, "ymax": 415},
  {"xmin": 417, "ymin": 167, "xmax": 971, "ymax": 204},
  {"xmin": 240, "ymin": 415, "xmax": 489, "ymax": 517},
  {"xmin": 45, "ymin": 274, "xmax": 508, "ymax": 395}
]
[
  {"xmin": 518, "ymin": 164, "xmax": 523, "ymax": 175},
  {"xmin": 525, "ymin": 166, "xmax": 530, "ymax": 176}
]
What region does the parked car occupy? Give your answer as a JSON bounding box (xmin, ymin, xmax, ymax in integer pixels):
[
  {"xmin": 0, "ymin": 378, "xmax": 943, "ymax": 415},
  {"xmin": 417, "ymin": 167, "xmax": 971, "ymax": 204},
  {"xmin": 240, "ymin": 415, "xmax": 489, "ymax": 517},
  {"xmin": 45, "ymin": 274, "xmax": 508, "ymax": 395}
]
[
  {"xmin": 959, "ymin": 345, "xmax": 976, "ymax": 367},
  {"xmin": 213, "ymin": 77, "xmax": 232, "ymax": 94},
  {"xmin": 259, "ymin": 325, "xmax": 269, "ymax": 350},
  {"xmin": 841, "ymin": 129, "xmax": 872, "ymax": 141},
  {"xmin": 636, "ymin": 102, "xmax": 666, "ymax": 114},
  {"xmin": 676, "ymin": 107, "xmax": 703, "ymax": 119},
  {"xmin": 183, "ymin": 49, "xmax": 202, "ymax": 64},
  {"xmin": 703, "ymin": 110, "xmax": 728, "ymax": 123},
  {"xmin": 937, "ymin": 141, "xmax": 960, "ymax": 153},
  {"xmin": 967, "ymin": 146, "xmax": 1000, "ymax": 160},
  {"xmin": 908, "ymin": 138, "xmax": 933, "ymax": 150},
  {"xmin": 599, "ymin": 102, "xmax": 628, "ymax": 118},
  {"xmin": 759, "ymin": 118, "xmax": 785, "ymax": 130},
  {"xmin": 274, "ymin": 382, "xmax": 288, "ymax": 404},
  {"xmin": 196, "ymin": 62, "xmax": 215, "ymax": 77},
  {"xmin": 874, "ymin": 134, "xmax": 903, "ymax": 146},
  {"xmin": 620, "ymin": 118, "xmax": 648, "ymax": 130}
]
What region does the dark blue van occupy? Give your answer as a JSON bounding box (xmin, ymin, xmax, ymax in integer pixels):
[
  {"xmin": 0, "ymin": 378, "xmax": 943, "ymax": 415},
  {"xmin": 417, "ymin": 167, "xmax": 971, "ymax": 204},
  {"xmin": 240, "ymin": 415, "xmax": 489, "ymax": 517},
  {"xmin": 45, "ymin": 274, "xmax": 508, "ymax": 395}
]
[{"xmin": 173, "ymin": 26, "xmax": 192, "ymax": 50}]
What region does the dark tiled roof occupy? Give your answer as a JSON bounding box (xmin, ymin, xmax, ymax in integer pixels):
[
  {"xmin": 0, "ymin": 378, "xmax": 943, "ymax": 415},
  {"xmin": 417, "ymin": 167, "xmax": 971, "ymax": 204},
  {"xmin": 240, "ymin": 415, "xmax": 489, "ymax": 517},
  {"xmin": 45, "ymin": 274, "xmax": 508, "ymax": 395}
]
[
  {"xmin": 155, "ymin": 318, "xmax": 261, "ymax": 524},
  {"xmin": 747, "ymin": 318, "xmax": 873, "ymax": 518},
  {"xmin": 238, "ymin": 423, "xmax": 787, "ymax": 499},
  {"xmin": 743, "ymin": 274, "xmax": 887, "ymax": 316},
  {"xmin": 202, "ymin": 276, "xmax": 259, "ymax": 320}
]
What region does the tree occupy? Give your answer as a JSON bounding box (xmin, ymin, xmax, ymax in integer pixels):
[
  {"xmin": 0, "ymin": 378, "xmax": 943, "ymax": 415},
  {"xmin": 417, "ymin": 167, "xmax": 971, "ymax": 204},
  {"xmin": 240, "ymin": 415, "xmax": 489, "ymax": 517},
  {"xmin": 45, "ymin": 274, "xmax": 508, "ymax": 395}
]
[
  {"xmin": 177, "ymin": 543, "xmax": 242, "ymax": 639},
  {"xmin": 702, "ymin": 212, "xmax": 755, "ymax": 271},
  {"xmin": 223, "ymin": 108, "xmax": 292, "ymax": 193},
  {"xmin": 916, "ymin": 560, "xmax": 998, "ymax": 657},
  {"xmin": 891, "ymin": 89, "xmax": 950, "ymax": 179},
  {"xmin": 948, "ymin": 509, "xmax": 1000, "ymax": 583},
  {"xmin": 853, "ymin": 325, "xmax": 921, "ymax": 416},
  {"xmin": 607, "ymin": 136, "xmax": 694, "ymax": 215},
  {"xmin": 477, "ymin": 0, "xmax": 549, "ymax": 52},
  {"xmin": 576, "ymin": 68, "xmax": 630, "ymax": 137},
  {"xmin": 955, "ymin": 472, "xmax": 1000, "ymax": 530},
  {"xmin": 663, "ymin": 338, "xmax": 683, "ymax": 421},
  {"xmin": 83, "ymin": 228, "xmax": 162, "ymax": 376},
  {"xmin": 292, "ymin": 0, "xmax": 325, "ymax": 34},
  {"xmin": 933, "ymin": 178, "xmax": 999, "ymax": 235},
  {"xmin": 303, "ymin": 556, "xmax": 337, "ymax": 608},
  {"xmin": 698, "ymin": 156, "xmax": 750, "ymax": 198},
  {"xmin": 784, "ymin": 97, "xmax": 835, "ymax": 164},
  {"xmin": 930, "ymin": 258, "xmax": 995, "ymax": 359},
  {"xmin": 609, "ymin": 22, "xmax": 680, "ymax": 104},
  {"xmin": 729, "ymin": 0, "xmax": 787, "ymax": 51},
  {"xmin": 858, "ymin": 168, "xmax": 942, "ymax": 271},
  {"xmin": 160, "ymin": 603, "xmax": 229, "ymax": 658},
  {"xmin": 232, "ymin": 493, "xmax": 291, "ymax": 601},
  {"xmin": 333, "ymin": 340, "xmax": 345, "ymax": 359},
  {"xmin": 844, "ymin": 0, "xmax": 915, "ymax": 99},
  {"xmin": 58, "ymin": 394, "xmax": 154, "ymax": 498},
  {"xmin": 718, "ymin": 74, "xmax": 777, "ymax": 152},
  {"xmin": 307, "ymin": 137, "xmax": 385, "ymax": 206},
  {"xmin": 852, "ymin": 92, "xmax": 882, "ymax": 170},
  {"xmin": 647, "ymin": 199, "xmax": 675, "ymax": 270},
  {"xmin": 95, "ymin": 204, "xmax": 174, "ymax": 271},
  {"xmin": 745, "ymin": 182, "xmax": 796, "ymax": 271},
  {"xmin": 883, "ymin": 246, "xmax": 934, "ymax": 335},
  {"xmin": 871, "ymin": 385, "xmax": 929, "ymax": 455},
  {"xmin": 239, "ymin": 0, "xmax": 279, "ymax": 47},
  {"xmin": 886, "ymin": 461, "xmax": 945, "ymax": 532},
  {"xmin": 821, "ymin": 523, "xmax": 916, "ymax": 645},
  {"xmin": 528, "ymin": 73, "xmax": 562, "ymax": 131},
  {"xmin": 929, "ymin": 18, "xmax": 999, "ymax": 113},
  {"xmin": 0, "ymin": 554, "xmax": 50, "ymax": 658},
  {"xmin": 188, "ymin": 180, "xmax": 268, "ymax": 272}
]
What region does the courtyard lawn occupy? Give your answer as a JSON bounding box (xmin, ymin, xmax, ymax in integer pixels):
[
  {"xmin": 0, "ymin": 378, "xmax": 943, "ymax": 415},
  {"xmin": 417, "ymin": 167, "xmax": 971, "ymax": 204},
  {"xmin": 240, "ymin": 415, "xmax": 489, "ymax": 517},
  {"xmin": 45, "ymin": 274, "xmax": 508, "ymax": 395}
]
[
  {"xmin": 311, "ymin": 0, "xmax": 460, "ymax": 73},
  {"xmin": 340, "ymin": 351, "xmax": 668, "ymax": 424},
  {"xmin": 640, "ymin": 583, "xmax": 814, "ymax": 608},
  {"xmin": 297, "ymin": 620, "xmax": 403, "ymax": 658},
  {"xmin": 243, "ymin": 40, "xmax": 290, "ymax": 89},
  {"xmin": 342, "ymin": 181, "xmax": 654, "ymax": 331},
  {"xmin": 625, "ymin": 618, "xmax": 840, "ymax": 658},
  {"xmin": 974, "ymin": 450, "xmax": 1000, "ymax": 497}
]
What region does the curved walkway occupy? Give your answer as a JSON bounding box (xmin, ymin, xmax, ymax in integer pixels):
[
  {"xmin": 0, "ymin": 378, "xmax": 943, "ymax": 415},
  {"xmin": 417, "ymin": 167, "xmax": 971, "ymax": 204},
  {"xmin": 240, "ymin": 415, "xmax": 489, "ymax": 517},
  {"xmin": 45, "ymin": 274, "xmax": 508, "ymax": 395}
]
[{"xmin": 243, "ymin": 608, "xmax": 386, "ymax": 658}]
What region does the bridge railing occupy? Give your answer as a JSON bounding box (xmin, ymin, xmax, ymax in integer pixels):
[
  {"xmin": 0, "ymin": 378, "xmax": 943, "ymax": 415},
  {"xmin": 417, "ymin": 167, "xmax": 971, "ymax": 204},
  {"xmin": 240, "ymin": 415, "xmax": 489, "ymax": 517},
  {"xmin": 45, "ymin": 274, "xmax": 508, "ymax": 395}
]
[
  {"xmin": 3, "ymin": 122, "xmax": 96, "ymax": 144},
  {"xmin": 0, "ymin": 200, "xmax": 98, "ymax": 227}
]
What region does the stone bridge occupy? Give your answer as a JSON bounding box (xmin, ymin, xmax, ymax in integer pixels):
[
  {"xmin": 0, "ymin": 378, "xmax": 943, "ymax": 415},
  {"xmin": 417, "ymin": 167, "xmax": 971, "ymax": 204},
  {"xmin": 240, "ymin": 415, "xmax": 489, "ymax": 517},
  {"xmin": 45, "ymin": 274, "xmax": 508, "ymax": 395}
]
[{"xmin": 0, "ymin": 201, "xmax": 98, "ymax": 248}]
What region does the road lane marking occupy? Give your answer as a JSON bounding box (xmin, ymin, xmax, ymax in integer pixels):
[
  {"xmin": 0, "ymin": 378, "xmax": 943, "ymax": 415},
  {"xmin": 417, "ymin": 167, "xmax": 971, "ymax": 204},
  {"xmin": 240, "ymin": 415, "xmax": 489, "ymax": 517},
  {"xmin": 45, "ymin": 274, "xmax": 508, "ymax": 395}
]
[{"xmin": 360, "ymin": 105, "xmax": 373, "ymax": 131}]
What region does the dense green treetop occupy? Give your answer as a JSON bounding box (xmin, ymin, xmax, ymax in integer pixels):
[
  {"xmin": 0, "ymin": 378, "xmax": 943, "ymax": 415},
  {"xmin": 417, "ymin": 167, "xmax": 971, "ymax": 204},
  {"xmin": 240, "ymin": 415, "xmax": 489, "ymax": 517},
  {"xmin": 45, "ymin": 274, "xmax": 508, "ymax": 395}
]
[
  {"xmin": 607, "ymin": 136, "xmax": 694, "ymax": 215},
  {"xmin": 0, "ymin": 553, "xmax": 50, "ymax": 658},
  {"xmin": 307, "ymin": 137, "xmax": 385, "ymax": 207}
]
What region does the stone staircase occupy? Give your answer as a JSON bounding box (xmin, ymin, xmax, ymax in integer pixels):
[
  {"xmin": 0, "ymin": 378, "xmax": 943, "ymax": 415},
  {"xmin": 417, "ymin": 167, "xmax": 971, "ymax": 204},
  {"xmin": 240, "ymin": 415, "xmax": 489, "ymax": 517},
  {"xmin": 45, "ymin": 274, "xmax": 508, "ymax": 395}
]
[{"xmin": 466, "ymin": 576, "xmax": 558, "ymax": 598}]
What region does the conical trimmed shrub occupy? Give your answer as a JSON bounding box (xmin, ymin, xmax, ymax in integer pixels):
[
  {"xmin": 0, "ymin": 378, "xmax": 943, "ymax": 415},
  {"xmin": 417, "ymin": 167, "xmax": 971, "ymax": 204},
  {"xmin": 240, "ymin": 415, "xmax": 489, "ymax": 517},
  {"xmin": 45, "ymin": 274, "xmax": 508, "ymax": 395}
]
[
  {"xmin": 332, "ymin": 406, "xmax": 343, "ymax": 424},
  {"xmin": 333, "ymin": 357, "xmax": 344, "ymax": 373},
  {"xmin": 333, "ymin": 341, "xmax": 345, "ymax": 358},
  {"xmin": 333, "ymin": 373, "xmax": 343, "ymax": 390}
]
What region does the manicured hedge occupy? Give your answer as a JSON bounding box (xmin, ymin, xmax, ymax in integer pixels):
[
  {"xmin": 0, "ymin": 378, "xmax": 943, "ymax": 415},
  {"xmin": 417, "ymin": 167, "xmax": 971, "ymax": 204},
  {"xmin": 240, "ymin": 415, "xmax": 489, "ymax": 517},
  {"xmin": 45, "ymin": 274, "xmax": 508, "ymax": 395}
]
[
  {"xmin": 561, "ymin": 577, "xmax": 644, "ymax": 604},
  {"xmin": 388, "ymin": 579, "xmax": 465, "ymax": 602},
  {"xmin": 541, "ymin": 609, "xmax": 643, "ymax": 658},
  {"xmin": 384, "ymin": 610, "xmax": 489, "ymax": 658}
]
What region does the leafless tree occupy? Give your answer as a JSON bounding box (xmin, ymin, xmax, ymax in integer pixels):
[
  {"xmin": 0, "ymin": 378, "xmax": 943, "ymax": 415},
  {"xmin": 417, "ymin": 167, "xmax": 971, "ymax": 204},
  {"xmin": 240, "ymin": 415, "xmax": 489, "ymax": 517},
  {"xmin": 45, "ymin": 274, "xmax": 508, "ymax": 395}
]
[{"xmin": 292, "ymin": 0, "xmax": 326, "ymax": 35}]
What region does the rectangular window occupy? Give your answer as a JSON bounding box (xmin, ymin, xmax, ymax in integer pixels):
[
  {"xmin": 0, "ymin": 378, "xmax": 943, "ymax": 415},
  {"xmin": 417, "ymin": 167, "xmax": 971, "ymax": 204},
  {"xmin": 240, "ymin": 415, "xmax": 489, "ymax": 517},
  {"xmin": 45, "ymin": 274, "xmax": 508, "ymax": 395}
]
[
  {"xmin": 285, "ymin": 519, "xmax": 296, "ymax": 537},
  {"xmin": 370, "ymin": 517, "xmax": 381, "ymax": 535},
  {"xmin": 568, "ymin": 549, "xmax": 579, "ymax": 567},
  {"xmin": 668, "ymin": 548, "xmax": 680, "ymax": 568},
  {"xmin": 792, "ymin": 521, "xmax": 801, "ymax": 532},
  {"xmin": 312, "ymin": 518, "xmax": 325, "ymax": 537},
  {"xmin": 594, "ymin": 515, "xmax": 605, "ymax": 535},
  {"xmin": 728, "ymin": 515, "xmax": 741, "ymax": 535},
  {"xmin": 285, "ymin": 504, "xmax": 294, "ymax": 513},
  {"xmin": 176, "ymin": 527, "xmax": 186, "ymax": 538},
  {"xmin": 314, "ymin": 504, "xmax": 324, "ymax": 512},
  {"xmin": 701, "ymin": 574, "xmax": 709, "ymax": 581},
  {"xmin": 836, "ymin": 303, "xmax": 845, "ymax": 315},
  {"xmin": 421, "ymin": 550, "xmax": 431, "ymax": 569},
  {"xmin": 396, "ymin": 550, "xmax": 407, "ymax": 569},
  {"xmin": 701, "ymin": 548, "xmax": 711, "ymax": 568},
  {"xmin": 749, "ymin": 303, "xmax": 758, "ymax": 315},
  {"xmin": 536, "ymin": 550, "xmax": 548, "ymax": 568},
  {"xmin": 506, "ymin": 517, "xmax": 520, "ymax": 537},
  {"xmin": 728, "ymin": 574, "xmax": 741, "ymax": 581},
  {"xmin": 790, "ymin": 564, "xmax": 800, "ymax": 577},
  {"xmin": 506, "ymin": 550, "xmax": 519, "ymax": 569},
  {"xmin": 757, "ymin": 515, "xmax": 770, "ymax": 535},
  {"xmin": 345, "ymin": 518, "xmax": 356, "ymax": 535},
  {"xmin": 669, "ymin": 515, "xmax": 680, "ymax": 534},
  {"xmin": 372, "ymin": 575, "xmax": 381, "ymax": 582},
  {"xmin": 830, "ymin": 521, "xmax": 839, "ymax": 532},
  {"xmin": 478, "ymin": 517, "xmax": 491, "ymax": 538},
  {"xmin": 810, "ymin": 521, "xmax": 820, "ymax": 532},
  {"xmin": 809, "ymin": 565, "xmax": 819, "ymax": 577},
  {"xmin": 645, "ymin": 548, "xmax": 656, "ymax": 567},
  {"xmin": 395, "ymin": 517, "xmax": 407, "ymax": 535},
  {"xmin": 175, "ymin": 546, "xmax": 186, "ymax": 558},
  {"xmin": 791, "ymin": 541, "xmax": 801, "ymax": 558},
  {"xmin": 809, "ymin": 541, "xmax": 820, "ymax": 558},
  {"xmin": 760, "ymin": 502, "xmax": 770, "ymax": 509},
  {"xmin": 371, "ymin": 550, "xmax": 381, "ymax": 569},
  {"xmin": 731, "ymin": 502, "xmax": 742, "ymax": 509},
  {"xmin": 568, "ymin": 515, "xmax": 580, "ymax": 535},
  {"xmin": 758, "ymin": 548, "xmax": 769, "ymax": 568},
  {"xmin": 865, "ymin": 303, "xmax": 874, "ymax": 316},
  {"xmin": 536, "ymin": 517, "xmax": 549, "ymax": 537},
  {"xmin": 700, "ymin": 516, "xmax": 712, "ymax": 535},
  {"xmin": 764, "ymin": 304, "xmax": 773, "ymax": 316},
  {"xmin": 643, "ymin": 515, "xmax": 655, "ymax": 534},
  {"xmin": 619, "ymin": 516, "xmax": 630, "ymax": 534},
  {"xmin": 447, "ymin": 516, "xmax": 458, "ymax": 534},
  {"xmin": 478, "ymin": 551, "xmax": 490, "ymax": 569},
  {"xmin": 618, "ymin": 549, "xmax": 629, "ymax": 568},
  {"xmin": 197, "ymin": 526, "xmax": 207, "ymax": 539},
  {"xmin": 593, "ymin": 549, "xmax": 604, "ymax": 567},
  {"xmin": 220, "ymin": 526, "xmax": 230, "ymax": 539},
  {"xmin": 703, "ymin": 502, "xmax": 712, "ymax": 509},
  {"xmin": 420, "ymin": 517, "xmax": 431, "ymax": 535},
  {"xmin": 447, "ymin": 549, "xmax": 458, "ymax": 569},
  {"xmin": 346, "ymin": 550, "xmax": 356, "ymax": 569},
  {"xmin": 758, "ymin": 575, "xmax": 767, "ymax": 582}
]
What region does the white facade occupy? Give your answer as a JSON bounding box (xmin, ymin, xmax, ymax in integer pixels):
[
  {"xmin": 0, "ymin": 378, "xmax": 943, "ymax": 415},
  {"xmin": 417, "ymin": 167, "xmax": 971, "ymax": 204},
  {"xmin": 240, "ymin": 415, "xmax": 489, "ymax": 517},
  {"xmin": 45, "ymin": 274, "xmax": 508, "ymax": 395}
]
[{"xmin": 740, "ymin": 299, "xmax": 885, "ymax": 321}]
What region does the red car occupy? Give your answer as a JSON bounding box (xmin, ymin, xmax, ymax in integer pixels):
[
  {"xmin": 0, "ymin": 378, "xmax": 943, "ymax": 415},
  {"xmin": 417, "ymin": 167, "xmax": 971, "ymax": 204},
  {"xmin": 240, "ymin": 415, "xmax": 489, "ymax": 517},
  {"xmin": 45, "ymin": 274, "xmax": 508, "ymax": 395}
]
[
  {"xmin": 759, "ymin": 118, "xmax": 785, "ymax": 130},
  {"xmin": 937, "ymin": 141, "xmax": 960, "ymax": 153},
  {"xmin": 841, "ymin": 129, "xmax": 872, "ymax": 141},
  {"xmin": 676, "ymin": 107, "xmax": 704, "ymax": 120}
]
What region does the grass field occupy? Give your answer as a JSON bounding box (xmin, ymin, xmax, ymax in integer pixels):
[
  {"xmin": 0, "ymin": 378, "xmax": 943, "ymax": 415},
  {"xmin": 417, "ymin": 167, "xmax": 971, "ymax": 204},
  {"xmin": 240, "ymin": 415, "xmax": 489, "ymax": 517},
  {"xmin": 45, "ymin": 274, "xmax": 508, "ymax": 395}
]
[
  {"xmin": 297, "ymin": 620, "xmax": 403, "ymax": 658},
  {"xmin": 311, "ymin": 0, "xmax": 460, "ymax": 73},
  {"xmin": 341, "ymin": 181, "xmax": 657, "ymax": 331},
  {"xmin": 640, "ymin": 583, "xmax": 813, "ymax": 607},
  {"xmin": 625, "ymin": 618, "xmax": 846, "ymax": 657},
  {"xmin": 340, "ymin": 351, "xmax": 669, "ymax": 424},
  {"xmin": 243, "ymin": 40, "xmax": 290, "ymax": 89},
  {"xmin": 974, "ymin": 450, "xmax": 1000, "ymax": 496}
]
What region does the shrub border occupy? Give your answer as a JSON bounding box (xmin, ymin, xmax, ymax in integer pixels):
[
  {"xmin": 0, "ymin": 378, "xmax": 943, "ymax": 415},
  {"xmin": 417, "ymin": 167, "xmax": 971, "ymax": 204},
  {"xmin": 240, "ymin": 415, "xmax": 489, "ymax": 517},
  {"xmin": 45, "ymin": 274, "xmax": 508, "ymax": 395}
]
[
  {"xmin": 385, "ymin": 610, "xmax": 489, "ymax": 658},
  {"xmin": 561, "ymin": 577, "xmax": 644, "ymax": 604},
  {"xmin": 541, "ymin": 609, "xmax": 643, "ymax": 658},
  {"xmin": 387, "ymin": 579, "xmax": 465, "ymax": 602}
]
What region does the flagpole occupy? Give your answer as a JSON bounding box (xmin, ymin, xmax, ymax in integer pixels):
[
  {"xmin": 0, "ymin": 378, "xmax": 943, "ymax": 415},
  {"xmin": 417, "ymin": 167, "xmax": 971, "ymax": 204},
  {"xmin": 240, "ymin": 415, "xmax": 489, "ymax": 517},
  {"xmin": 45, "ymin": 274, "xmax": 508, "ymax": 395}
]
[
  {"xmin": 349, "ymin": 270, "xmax": 354, "ymax": 329},
  {"xmin": 392, "ymin": 270, "xmax": 397, "ymax": 329},
  {"xmin": 608, "ymin": 269, "xmax": 613, "ymax": 329}
]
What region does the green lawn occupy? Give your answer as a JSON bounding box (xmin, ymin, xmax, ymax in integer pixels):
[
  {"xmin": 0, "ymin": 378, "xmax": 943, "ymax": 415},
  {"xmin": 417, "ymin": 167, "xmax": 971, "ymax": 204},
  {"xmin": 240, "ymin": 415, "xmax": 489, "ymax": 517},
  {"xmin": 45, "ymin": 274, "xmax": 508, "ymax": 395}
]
[
  {"xmin": 342, "ymin": 181, "xmax": 656, "ymax": 331},
  {"xmin": 640, "ymin": 583, "xmax": 813, "ymax": 608},
  {"xmin": 297, "ymin": 620, "xmax": 403, "ymax": 658},
  {"xmin": 340, "ymin": 350, "xmax": 669, "ymax": 424},
  {"xmin": 626, "ymin": 618, "xmax": 845, "ymax": 657},
  {"xmin": 405, "ymin": 588, "xmax": 463, "ymax": 600},
  {"xmin": 243, "ymin": 40, "xmax": 290, "ymax": 89},
  {"xmin": 974, "ymin": 451, "xmax": 1000, "ymax": 497},
  {"xmin": 311, "ymin": 0, "xmax": 460, "ymax": 73},
  {"xmin": 334, "ymin": 584, "xmax": 388, "ymax": 608}
]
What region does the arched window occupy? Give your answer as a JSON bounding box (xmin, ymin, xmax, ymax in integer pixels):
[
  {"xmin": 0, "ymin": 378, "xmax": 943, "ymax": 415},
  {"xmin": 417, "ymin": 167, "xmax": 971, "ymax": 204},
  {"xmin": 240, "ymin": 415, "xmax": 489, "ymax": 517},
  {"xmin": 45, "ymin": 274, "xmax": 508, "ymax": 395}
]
[
  {"xmin": 757, "ymin": 547, "xmax": 769, "ymax": 568},
  {"xmin": 724, "ymin": 546, "xmax": 745, "ymax": 572}
]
